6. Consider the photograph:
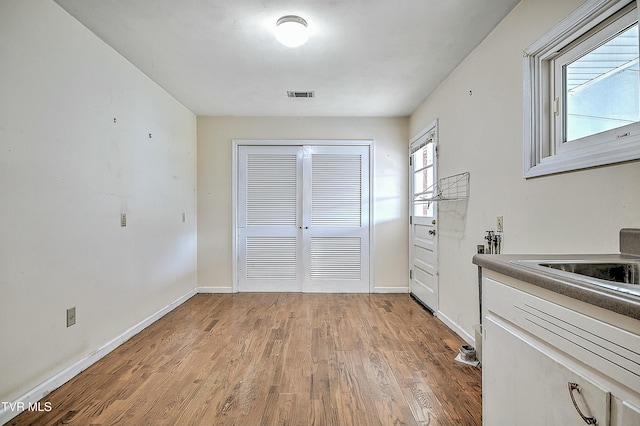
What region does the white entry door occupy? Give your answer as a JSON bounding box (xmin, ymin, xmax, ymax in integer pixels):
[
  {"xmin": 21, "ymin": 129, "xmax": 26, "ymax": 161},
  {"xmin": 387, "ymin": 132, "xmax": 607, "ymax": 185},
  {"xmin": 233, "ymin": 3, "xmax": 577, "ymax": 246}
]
[
  {"xmin": 237, "ymin": 143, "xmax": 370, "ymax": 292},
  {"xmin": 409, "ymin": 126, "xmax": 438, "ymax": 312}
]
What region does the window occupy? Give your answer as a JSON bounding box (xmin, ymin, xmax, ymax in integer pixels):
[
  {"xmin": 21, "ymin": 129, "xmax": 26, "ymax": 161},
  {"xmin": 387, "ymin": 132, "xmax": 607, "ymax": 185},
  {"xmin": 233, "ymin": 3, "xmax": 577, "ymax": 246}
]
[
  {"xmin": 524, "ymin": 0, "xmax": 640, "ymax": 178},
  {"xmin": 411, "ymin": 134, "xmax": 436, "ymax": 217}
]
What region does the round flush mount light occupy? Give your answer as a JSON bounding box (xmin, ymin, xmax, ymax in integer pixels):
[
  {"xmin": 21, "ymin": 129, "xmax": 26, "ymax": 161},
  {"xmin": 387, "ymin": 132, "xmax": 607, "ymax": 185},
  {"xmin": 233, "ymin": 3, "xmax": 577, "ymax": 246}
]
[{"xmin": 275, "ymin": 15, "xmax": 309, "ymax": 48}]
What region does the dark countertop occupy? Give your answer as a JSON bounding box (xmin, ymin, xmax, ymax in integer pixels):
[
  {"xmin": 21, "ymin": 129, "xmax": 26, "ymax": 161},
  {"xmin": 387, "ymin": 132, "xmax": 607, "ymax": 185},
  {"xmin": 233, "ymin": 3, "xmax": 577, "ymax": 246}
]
[{"xmin": 473, "ymin": 253, "xmax": 640, "ymax": 321}]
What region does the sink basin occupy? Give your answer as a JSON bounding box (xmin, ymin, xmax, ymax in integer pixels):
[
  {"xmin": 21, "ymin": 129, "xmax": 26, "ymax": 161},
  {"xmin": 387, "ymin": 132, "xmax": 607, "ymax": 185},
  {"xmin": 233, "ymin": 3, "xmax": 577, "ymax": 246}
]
[
  {"xmin": 538, "ymin": 262, "xmax": 639, "ymax": 285},
  {"xmin": 513, "ymin": 259, "xmax": 640, "ymax": 297}
]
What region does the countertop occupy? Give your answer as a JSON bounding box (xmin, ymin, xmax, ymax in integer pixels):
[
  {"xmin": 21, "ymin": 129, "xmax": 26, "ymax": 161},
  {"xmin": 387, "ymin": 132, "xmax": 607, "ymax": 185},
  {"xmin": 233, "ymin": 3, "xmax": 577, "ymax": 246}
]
[{"xmin": 473, "ymin": 253, "xmax": 640, "ymax": 321}]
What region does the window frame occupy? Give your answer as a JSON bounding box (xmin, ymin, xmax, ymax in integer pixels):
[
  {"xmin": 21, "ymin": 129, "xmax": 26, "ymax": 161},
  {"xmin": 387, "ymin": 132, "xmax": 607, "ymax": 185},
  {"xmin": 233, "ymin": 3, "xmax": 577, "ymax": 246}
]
[{"xmin": 523, "ymin": 0, "xmax": 640, "ymax": 178}]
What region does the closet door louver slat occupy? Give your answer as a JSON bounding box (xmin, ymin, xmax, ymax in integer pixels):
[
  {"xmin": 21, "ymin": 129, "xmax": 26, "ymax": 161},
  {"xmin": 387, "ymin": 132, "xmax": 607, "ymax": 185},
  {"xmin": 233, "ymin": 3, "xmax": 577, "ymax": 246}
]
[
  {"xmin": 246, "ymin": 154, "xmax": 297, "ymax": 226},
  {"xmin": 311, "ymin": 153, "xmax": 362, "ymax": 228},
  {"xmin": 311, "ymin": 237, "xmax": 361, "ymax": 280},
  {"xmin": 246, "ymin": 237, "xmax": 297, "ymax": 280}
]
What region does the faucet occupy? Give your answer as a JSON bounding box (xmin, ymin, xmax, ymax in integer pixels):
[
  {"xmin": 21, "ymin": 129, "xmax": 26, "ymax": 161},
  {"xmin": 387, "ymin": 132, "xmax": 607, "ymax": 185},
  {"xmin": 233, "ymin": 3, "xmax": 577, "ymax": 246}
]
[
  {"xmin": 485, "ymin": 231, "xmax": 495, "ymax": 254},
  {"xmin": 485, "ymin": 231, "xmax": 502, "ymax": 254}
]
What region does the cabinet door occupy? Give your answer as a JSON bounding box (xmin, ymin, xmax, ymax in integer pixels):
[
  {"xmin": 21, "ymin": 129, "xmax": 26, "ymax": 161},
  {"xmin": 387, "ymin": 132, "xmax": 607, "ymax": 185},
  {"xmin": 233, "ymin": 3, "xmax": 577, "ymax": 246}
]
[
  {"xmin": 484, "ymin": 317, "xmax": 610, "ymax": 426},
  {"xmin": 621, "ymin": 401, "xmax": 640, "ymax": 425}
]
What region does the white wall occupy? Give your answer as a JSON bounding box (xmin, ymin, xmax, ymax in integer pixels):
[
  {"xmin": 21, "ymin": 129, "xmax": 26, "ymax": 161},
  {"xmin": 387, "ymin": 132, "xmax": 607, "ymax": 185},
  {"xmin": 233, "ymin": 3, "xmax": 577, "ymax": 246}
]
[
  {"xmin": 197, "ymin": 116, "xmax": 409, "ymax": 293},
  {"xmin": 410, "ymin": 0, "xmax": 640, "ymax": 341},
  {"xmin": 0, "ymin": 0, "xmax": 197, "ymax": 406}
]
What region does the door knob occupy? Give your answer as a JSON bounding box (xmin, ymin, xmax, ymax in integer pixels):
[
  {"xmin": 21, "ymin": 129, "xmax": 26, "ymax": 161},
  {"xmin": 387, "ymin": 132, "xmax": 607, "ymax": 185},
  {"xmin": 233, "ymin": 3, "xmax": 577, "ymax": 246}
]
[{"xmin": 429, "ymin": 230, "xmax": 436, "ymax": 235}]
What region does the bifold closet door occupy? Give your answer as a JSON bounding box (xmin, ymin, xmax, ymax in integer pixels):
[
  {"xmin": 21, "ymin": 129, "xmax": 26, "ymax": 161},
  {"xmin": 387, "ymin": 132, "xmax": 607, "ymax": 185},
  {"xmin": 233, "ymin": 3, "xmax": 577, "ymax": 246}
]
[
  {"xmin": 302, "ymin": 145, "xmax": 370, "ymax": 292},
  {"xmin": 238, "ymin": 146, "xmax": 302, "ymax": 292},
  {"xmin": 237, "ymin": 144, "xmax": 370, "ymax": 293}
]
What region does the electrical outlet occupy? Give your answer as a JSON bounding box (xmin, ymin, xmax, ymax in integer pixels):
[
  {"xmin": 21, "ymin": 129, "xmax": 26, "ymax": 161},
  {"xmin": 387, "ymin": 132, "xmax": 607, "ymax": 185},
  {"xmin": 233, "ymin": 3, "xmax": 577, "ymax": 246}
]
[
  {"xmin": 120, "ymin": 212, "xmax": 127, "ymax": 227},
  {"xmin": 497, "ymin": 216, "xmax": 504, "ymax": 232},
  {"xmin": 182, "ymin": 212, "xmax": 186, "ymax": 223},
  {"xmin": 66, "ymin": 307, "xmax": 76, "ymax": 327}
]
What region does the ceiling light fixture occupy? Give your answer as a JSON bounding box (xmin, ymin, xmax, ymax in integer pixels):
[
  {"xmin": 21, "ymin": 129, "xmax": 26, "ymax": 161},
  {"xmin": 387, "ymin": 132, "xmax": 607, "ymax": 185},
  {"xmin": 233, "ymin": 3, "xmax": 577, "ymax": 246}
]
[{"xmin": 275, "ymin": 15, "xmax": 309, "ymax": 48}]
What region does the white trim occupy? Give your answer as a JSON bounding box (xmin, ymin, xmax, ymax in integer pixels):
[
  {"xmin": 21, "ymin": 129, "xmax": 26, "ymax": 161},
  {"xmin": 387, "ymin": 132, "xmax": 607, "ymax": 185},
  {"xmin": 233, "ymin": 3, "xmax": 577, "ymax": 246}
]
[
  {"xmin": 409, "ymin": 119, "xmax": 439, "ymax": 145},
  {"xmin": 197, "ymin": 286, "xmax": 233, "ymax": 293},
  {"xmin": 368, "ymin": 142, "xmax": 376, "ymax": 294},
  {"xmin": 231, "ymin": 139, "xmax": 374, "ymax": 293},
  {"xmin": 231, "ymin": 140, "xmax": 238, "ymax": 293},
  {"xmin": 436, "ymin": 310, "xmax": 475, "ymax": 346},
  {"xmin": 373, "ymin": 286, "xmax": 410, "ymax": 293},
  {"xmin": 524, "ymin": 137, "xmax": 640, "ymax": 177},
  {"xmin": 0, "ymin": 288, "xmax": 197, "ymax": 425},
  {"xmin": 233, "ymin": 139, "xmax": 374, "ymax": 147}
]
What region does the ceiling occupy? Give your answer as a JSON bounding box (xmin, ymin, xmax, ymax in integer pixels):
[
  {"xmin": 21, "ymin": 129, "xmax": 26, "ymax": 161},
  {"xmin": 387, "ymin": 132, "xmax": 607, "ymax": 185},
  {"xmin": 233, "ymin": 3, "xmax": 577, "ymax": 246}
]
[{"xmin": 53, "ymin": 0, "xmax": 521, "ymax": 117}]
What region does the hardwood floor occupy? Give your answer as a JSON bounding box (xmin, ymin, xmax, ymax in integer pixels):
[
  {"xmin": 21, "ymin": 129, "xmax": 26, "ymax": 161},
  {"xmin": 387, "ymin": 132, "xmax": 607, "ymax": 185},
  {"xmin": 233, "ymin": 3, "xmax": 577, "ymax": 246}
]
[{"xmin": 7, "ymin": 294, "xmax": 481, "ymax": 425}]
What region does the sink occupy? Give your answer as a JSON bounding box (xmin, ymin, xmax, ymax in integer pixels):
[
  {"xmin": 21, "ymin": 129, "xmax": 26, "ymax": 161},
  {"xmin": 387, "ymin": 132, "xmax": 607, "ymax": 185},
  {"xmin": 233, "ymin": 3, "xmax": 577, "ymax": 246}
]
[
  {"xmin": 513, "ymin": 259, "xmax": 640, "ymax": 297},
  {"xmin": 538, "ymin": 262, "xmax": 639, "ymax": 285}
]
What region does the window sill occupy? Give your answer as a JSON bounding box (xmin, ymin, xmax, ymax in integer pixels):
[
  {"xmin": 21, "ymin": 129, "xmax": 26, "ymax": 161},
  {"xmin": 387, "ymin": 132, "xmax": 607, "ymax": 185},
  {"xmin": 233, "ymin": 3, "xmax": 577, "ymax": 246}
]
[{"xmin": 524, "ymin": 136, "xmax": 640, "ymax": 178}]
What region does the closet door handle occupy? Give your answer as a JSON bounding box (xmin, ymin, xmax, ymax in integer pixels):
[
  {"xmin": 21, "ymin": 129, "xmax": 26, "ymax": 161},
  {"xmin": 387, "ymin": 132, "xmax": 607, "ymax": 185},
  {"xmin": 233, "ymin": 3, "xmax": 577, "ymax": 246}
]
[
  {"xmin": 567, "ymin": 382, "xmax": 597, "ymax": 425},
  {"xmin": 428, "ymin": 230, "xmax": 436, "ymax": 235}
]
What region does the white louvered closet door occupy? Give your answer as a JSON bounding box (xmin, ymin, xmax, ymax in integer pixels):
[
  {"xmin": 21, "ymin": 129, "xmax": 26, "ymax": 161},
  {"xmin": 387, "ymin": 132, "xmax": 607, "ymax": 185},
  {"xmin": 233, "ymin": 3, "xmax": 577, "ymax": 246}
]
[
  {"xmin": 238, "ymin": 146, "xmax": 302, "ymax": 292},
  {"xmin": 302, "ymin": 145, "xmax": 370, "ymax": 292},
  {"xmin": 237, "ymin": 144, "xmax": 370, "ymax": 293}
]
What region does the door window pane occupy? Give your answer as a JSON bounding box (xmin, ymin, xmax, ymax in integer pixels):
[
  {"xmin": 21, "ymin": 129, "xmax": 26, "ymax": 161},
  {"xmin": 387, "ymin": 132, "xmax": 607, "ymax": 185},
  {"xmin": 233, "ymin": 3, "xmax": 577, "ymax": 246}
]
[{"xmin": 412, "ymin": 143, "xmax": 434, "ymax": 217}]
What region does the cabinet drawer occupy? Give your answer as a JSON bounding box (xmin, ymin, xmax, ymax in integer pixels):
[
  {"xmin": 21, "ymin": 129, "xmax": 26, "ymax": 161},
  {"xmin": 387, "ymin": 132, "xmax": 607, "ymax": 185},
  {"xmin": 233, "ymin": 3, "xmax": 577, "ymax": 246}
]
[{"xmin": 484, "ymin": 277, "xmax": 640, "ymax": 392}]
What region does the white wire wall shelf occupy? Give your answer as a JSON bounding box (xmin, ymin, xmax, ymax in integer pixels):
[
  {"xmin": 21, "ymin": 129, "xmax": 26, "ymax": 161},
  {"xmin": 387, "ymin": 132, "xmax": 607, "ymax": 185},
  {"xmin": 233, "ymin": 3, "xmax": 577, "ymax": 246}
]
[{"xmin": 414, "ymin": 171, "xmax": 470, "ymax": 205}]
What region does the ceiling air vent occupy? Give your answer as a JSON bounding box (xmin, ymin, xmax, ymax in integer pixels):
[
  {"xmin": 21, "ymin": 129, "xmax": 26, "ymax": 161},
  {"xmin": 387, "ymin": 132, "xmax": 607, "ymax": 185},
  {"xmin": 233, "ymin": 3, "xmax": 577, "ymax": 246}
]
[{"xmin": 287, "ymin": 91, "xmax": 315, "ymax": 98}]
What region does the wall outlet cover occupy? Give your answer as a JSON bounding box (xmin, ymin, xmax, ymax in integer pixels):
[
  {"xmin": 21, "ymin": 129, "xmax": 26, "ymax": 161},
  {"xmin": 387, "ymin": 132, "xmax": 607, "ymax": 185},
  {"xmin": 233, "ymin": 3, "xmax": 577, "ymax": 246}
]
[{"xmin": 67, "ymin": 307, "xmax": 76, "ymax": 327}]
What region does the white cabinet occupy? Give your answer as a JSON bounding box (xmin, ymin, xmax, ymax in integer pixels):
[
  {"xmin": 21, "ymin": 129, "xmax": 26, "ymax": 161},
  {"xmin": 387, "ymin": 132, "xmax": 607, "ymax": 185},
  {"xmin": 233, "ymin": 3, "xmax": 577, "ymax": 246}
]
[
  {"xmin": 484, "ymin": 317, "xmax": 610, "ymax": 425},
  {"xmin": 482, "ymin": 271, "xmax": 640, "ymax": 426}
]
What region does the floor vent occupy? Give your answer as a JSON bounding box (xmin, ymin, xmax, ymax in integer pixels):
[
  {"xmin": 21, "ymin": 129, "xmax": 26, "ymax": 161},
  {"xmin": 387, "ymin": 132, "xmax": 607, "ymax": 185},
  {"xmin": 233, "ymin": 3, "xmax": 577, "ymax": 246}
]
[{"xmin": 287, "ymin": 91, "xmax": 315, "ymax": 98}]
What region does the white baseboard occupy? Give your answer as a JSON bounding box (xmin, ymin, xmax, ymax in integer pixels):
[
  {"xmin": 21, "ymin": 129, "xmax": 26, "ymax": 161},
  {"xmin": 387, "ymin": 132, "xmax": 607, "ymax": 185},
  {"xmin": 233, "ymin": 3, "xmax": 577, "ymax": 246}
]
[
  {"xmin": 199, "ymin": 286, "xmax": 408, "ymax": 294},
  {"xmin": 373, "ymin": 286, "xmax": 409, "ymax": 293},
  {"xmin": 436, "ymin": 310, "xmax": 475, "ymax": 346},
  {"xmin": 0, "ymin": 288, "xmax": 197, "ymax": 425},
  {"xmin": 197, "ymin": 286, "xmax": 233, "ymax": 293}
]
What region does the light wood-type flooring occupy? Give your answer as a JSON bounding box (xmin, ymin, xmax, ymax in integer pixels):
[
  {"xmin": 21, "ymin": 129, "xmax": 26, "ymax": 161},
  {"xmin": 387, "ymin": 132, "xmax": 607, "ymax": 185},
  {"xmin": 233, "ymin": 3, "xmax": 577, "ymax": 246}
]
[{"xmin": 8, "ymin": 294, "xmax": 481, "ymax": 425}]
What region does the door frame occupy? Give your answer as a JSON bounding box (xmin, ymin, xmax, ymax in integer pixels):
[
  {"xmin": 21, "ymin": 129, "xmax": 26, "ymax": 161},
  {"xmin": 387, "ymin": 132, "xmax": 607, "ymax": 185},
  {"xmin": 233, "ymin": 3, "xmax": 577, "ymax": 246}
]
[
  {"xmin": 232, "ymin": 139, "xmax": 374, "ymax": 293},
  {"xmin": 408, "ymin": 120, "xmax": 439, "ymax": 311}
]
